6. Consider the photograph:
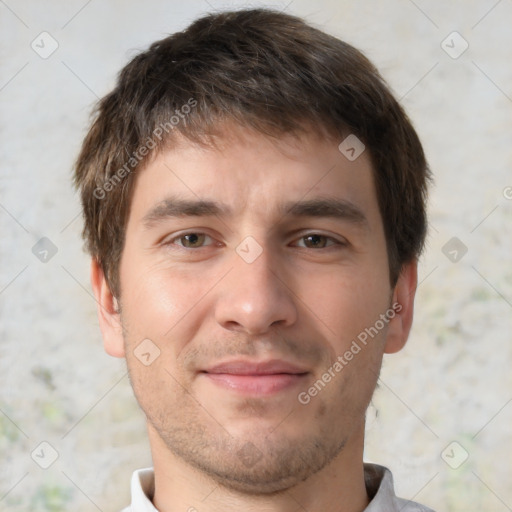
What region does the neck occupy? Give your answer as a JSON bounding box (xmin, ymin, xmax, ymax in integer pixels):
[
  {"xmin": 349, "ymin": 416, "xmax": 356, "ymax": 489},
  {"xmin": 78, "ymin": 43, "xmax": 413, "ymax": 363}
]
[{"xmin": 148, "ymin": 424, "xmax": 369, "ymax": 512}]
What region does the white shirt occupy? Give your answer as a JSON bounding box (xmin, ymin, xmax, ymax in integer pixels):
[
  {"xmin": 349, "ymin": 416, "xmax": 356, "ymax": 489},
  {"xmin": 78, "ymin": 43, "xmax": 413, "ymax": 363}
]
[{"xmin": 121, "ymin": 463, "xmax": 435, "ymax": 511}]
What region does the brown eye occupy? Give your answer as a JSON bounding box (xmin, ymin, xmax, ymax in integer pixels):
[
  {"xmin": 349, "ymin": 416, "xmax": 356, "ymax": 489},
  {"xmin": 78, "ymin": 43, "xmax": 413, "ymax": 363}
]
[
  {"xmin": 179, "ymin": 233, "xmax": 206, "ymax": 248},
  {"xmin": 162, "ymin": 231, "xmax": 218, "ymax": 251},
  {"xmin": 300, "ymin": 234, "xmax": 335, "ymax": 248}
]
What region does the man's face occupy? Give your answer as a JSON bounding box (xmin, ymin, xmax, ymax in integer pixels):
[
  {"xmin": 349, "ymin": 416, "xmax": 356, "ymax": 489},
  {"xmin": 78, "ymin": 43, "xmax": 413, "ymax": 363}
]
[{"xmin": 103, "ymin": 125, "xmax": 411, "ymax": 494}]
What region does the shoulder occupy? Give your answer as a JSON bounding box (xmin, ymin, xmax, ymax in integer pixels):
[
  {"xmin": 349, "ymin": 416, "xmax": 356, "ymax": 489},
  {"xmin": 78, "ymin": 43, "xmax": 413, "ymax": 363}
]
[
  {"xmin": 118, "ymin": 467, "xmax": 156, "ymax": 512},
  {"xmin": 364, "ymin": 463, "xmax": 437, "ymax": 512},
  {"xmin": 395, "ymin": 497, "xmax": 436, "ymax": 512}
]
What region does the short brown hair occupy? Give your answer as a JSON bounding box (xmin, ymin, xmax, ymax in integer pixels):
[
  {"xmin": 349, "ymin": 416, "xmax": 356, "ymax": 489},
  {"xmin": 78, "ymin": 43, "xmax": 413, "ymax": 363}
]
[{"xmin": 74, "ymin": 8, "xmax": 431, "ymax": 299}]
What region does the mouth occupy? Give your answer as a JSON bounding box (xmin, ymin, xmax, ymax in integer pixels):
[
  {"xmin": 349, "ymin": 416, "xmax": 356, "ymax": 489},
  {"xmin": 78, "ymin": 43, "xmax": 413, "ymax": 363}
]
[{"xmin": 200, "ymin": 359, "xmax": 309, "ymax": 395}]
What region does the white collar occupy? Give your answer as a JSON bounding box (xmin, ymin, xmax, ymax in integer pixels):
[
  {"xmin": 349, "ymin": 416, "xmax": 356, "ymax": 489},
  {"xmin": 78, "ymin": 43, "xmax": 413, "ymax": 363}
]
[{"xmin": 122, "ymin": 463, "xmax": 435, "ymax": 512}]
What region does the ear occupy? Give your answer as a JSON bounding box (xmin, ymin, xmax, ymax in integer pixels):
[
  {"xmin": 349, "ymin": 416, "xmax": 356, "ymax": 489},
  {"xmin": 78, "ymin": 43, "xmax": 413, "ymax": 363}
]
[
  {"xmin": 90, "ymin": 259, "xmax": 125, "ymax": 358},
  {"xmin": 384, "ymin": 260, "xmax": 418, "ymax": 354}
]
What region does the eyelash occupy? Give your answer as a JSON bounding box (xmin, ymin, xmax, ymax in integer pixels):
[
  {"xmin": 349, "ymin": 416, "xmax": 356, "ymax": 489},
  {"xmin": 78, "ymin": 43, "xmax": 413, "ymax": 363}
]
[{"xmin": 162, "ymin": 231, "xmax": 346, "ymax": 250}]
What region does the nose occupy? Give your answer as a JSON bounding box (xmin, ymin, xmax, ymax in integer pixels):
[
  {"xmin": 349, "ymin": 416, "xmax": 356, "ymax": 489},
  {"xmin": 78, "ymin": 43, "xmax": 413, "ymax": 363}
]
[{"xmin": 214, "ymin": 245, "xmax": 298, "ymax": 335}]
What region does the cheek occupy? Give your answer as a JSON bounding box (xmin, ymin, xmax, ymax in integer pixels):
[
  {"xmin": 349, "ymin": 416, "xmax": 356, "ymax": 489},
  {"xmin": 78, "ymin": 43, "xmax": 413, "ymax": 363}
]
[
  {"xmin": 119, "ymin": 260, "xmax": 212, "ymax": 356},
  {"xmin": 300, "ymin": 266, "xmax": 391, "ymax": 344}
]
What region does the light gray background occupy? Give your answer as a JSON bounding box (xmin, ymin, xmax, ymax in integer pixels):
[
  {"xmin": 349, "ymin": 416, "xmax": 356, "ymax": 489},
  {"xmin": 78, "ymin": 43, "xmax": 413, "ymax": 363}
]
[{"xmin": 1, "ymin": 0, "xmax": 511, "ymax": 511}]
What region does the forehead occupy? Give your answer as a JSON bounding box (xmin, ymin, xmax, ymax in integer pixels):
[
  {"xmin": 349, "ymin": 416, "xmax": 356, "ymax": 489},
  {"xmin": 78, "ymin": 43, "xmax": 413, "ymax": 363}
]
[{"xmin": 128, "ymin": 125, "xmax": 380, "ymax": 229}]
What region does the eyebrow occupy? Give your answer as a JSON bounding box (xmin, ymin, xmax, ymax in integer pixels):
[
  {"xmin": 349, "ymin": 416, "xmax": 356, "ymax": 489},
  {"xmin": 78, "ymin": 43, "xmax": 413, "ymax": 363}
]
[
  {"xmin": 142, "ymin": 195, "xmax": 368, "ymax": 229},
  {"xmin": 282, "ymin": 198, "xmax": 367, "ymax": 226},
  {"xmin": 142, "ymin": 197, "xmax": 230, "ymax": 229}
]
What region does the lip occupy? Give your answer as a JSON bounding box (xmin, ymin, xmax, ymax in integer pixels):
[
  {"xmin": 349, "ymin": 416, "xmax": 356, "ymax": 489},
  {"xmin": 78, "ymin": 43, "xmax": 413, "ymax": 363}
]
[
  {"xmin": 200, "ymin": 359, "xmax": 309, "ymax": 395},
  {"xmin": 202, "ymin": 359, "xmax": 309, "ymax": 375}
]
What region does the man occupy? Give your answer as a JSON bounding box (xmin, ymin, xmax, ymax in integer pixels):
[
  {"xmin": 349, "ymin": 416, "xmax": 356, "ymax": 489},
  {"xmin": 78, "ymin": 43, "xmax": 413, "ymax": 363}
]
[{"xmin": 74, "ymin": 8, "xmax": 434, "ymax": 512}]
